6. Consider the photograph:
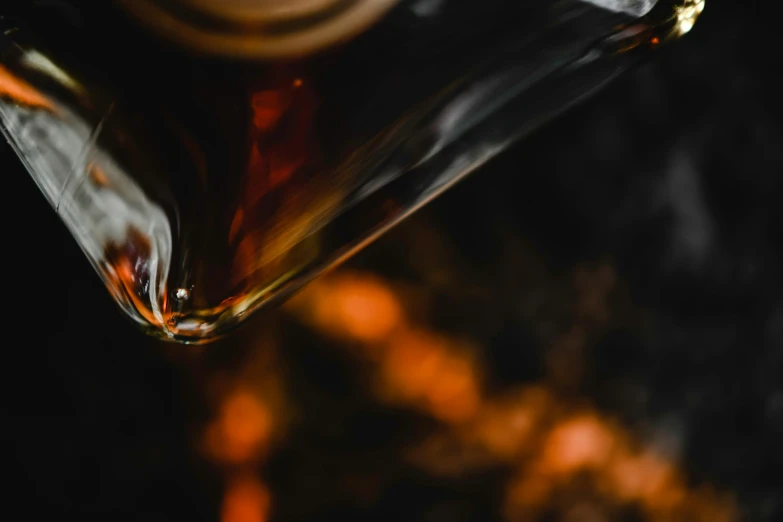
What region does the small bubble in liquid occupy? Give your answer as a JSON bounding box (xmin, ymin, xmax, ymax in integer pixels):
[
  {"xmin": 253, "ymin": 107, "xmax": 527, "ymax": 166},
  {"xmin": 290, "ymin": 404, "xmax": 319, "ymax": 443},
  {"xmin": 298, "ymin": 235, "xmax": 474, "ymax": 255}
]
[{"xmin": 175, "ymin": 288, "xmax": 190, "ymax": 301}]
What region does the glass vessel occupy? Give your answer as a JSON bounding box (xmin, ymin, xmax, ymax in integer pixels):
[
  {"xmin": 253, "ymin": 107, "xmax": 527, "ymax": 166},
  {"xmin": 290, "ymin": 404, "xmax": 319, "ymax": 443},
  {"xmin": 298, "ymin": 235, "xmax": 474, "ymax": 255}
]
[{"xmin": 0, "ymin": 0, "xmax": 704, "ymax": 342}]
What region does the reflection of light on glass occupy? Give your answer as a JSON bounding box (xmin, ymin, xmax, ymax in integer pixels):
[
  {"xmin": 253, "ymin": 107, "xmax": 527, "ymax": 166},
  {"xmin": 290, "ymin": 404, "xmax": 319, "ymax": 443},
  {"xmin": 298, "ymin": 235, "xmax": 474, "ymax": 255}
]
[
  {"xmin": 222, "ymin": 476, "xmax": 271, "ymax": 522},
  {"xmin": 676, "ymin": 0, "xmax": 705, "ymax": 35},
  {"xmin": 121, "ymin": 0, "xmax": 400, "ymax": 59},
  {"xmin": 678, "ymin": 17, "xmax": 694, "ymax": 34},
  {"xmin": 205, "ymin": 390, "xmax": 273, "ymax": 464},
  {"xmin": 582, "ymin": 0, "xmax": 657, "ymax": 17},
  {"xmin": 0, "ymin": 69, "xmax": 174, "ymax": 334},
  {"xmin": 230, "ymin": 78, "xmax": 336, "ymax": 290},
  {"xmin": 0, "ymin": 65, "xmax": 54, "ymax": 110},
  {"xmin": 21, "ymin": 50, "xmax": 81, "ymax": 92},
  {"xmin": 88, "ymin": 164, "xmax": 110, "ymax": 187}
]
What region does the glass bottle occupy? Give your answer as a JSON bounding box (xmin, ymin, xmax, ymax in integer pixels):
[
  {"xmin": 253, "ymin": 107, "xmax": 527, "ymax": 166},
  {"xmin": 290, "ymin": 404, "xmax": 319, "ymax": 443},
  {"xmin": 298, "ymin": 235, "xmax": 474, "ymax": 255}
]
[{"xmin": 0, "ymin": 0, "xmax": 704, "ymax": 342}]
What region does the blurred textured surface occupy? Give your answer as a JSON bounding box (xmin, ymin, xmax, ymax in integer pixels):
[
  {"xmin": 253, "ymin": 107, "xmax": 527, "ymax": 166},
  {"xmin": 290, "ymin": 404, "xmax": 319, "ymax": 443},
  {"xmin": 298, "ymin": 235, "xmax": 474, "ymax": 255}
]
[{"xmin": 1, "ymin": 1, "xmax": 781, "ymax": 520}]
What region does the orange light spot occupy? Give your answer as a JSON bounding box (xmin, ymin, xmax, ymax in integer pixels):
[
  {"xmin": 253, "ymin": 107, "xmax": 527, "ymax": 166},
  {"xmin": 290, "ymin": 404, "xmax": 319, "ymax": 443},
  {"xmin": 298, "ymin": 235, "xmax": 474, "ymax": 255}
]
[
  {"xmin": 292, "ymin": 78, "xmax": 303, "ymax": 88},
  {"xmin": 311, "ymin": 274, "xmax": 403, "ymax": 344},
  {"xmin": 205, "ymin": 390, "xmax": 273, "ymax": 464},
  {"xmin": 88, "ymin": 164, "xmax": 110, "ymax": 187},
  {"xmin": 542, "ymin": 415, "xmax": 615, "ymax": 475},
  {"xmin": 222, "ymin": 476, "xmax": 271, "ymax": 522},
  {"xmin": 607, "ymin": 451, "xmax": 677, "ymax": 505},
  {"xmin": 383, "ymin": 329, "xmax": 446, "ymax": 399},
  {"xmin": 0, "ymin": 65, "xmax": 54, "ymax": 110},
  {"xmin": 103, "ymin": 228, "xmax": 165, "ymax": 328},
  {"xmin": 382, "ymin": 329, "xmax": 480, "ymax": 423},
  {"xmin": 473, "ymin": 390, "xmax": 550, "ymax": 458},
  {"xmin": 251, "ymin": 90, "xmax": 291, "ymax": 131},
  {"xmin": 651, "ymin": 36, "xmax": 660, "ymax": 45},
  {"xmin": 426, "ymin": 355, "xmax": 481, "ymax": 423}
]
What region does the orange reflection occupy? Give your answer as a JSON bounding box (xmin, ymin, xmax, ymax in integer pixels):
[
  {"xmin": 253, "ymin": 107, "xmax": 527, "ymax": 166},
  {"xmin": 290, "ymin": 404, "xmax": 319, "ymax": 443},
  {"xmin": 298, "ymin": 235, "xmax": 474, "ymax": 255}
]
[
  {"xmin": 202, "ymin": 344, "xmax": 283, "ymax": 522},
  {"xmin": 292, "ymin": 272, "xmax": 404, "ymax": 345},
  {"xmin": 289, "ymin": 268, "xmax": 738, "ymax": 522},
  {"xmin": 230, "ymin": 77, "xmax": 325, "ymax": 285},
  {"xmin": 205, "ymin": 389, "xmax": 273, "ymax": 465},
  {"xmin": 88, "ymin": 164, "xmax": 110, "ymax": 188},
  {"xmin": 606, "ymin": 450, "xmax": 679, "ymax": 507},
  {"xmin": 103, "ymin": 226, "xmax": 167, "ymax": 329},
  {"xmin": 0, "ymin": 65, "xmax": 54, "ymax": 110},
  {"xmin": 251, "ymin": 90, "xmax": 292, "ymax": 132},
  {"xmin": 382, "ymin": 328, "xmax": 480, "ymax": 423},
  {"xmin": 503, "ymin": 406, "xmax": 737, "ymax": 522},
  {"xmin": 380, "ymin": 329, "xmax": 444, "ymax": 397},
  {"xmin": 541, "ymin": 415, "xmax": 616, "ymax": 475},
  {"xmin": 293, "ymin": 271, "xmax": 481, "ymax": 423},
  {"xmin": 244, "ymin": 78, "xmax": 318, "ymax": 200},
  {"xmin": 222, "ymin": 475, "xmax": 271, "ymax": 522},
  {"xmin": 427, "ymin": 350, "xmax": 481, "ymax": 423},
  {"xmin": 471, "ymin": 387, "xmax": 551, "ymax": 458}
]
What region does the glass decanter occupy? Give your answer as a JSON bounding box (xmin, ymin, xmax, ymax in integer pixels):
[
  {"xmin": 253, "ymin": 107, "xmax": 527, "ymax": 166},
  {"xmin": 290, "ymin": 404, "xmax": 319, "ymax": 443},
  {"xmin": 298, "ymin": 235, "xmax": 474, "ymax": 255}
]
[{"xmin": 0, "ymin": 0, "xmax": 704, "ymax": 342}]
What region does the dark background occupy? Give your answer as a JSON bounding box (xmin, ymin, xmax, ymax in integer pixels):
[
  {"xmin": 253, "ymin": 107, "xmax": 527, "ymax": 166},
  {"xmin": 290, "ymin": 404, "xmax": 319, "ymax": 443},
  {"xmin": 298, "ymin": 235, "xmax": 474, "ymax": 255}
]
[{"xmin": 1, "ymin": 1, "xmax": 781, "ymax": 520}]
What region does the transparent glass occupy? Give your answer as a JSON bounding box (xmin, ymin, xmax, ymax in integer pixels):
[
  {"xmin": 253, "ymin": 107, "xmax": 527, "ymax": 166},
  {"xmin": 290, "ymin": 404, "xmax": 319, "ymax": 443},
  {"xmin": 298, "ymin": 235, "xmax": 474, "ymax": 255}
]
[{"xmin": 0, "ymin": 0, "xmax": 704, "ymax": 343}]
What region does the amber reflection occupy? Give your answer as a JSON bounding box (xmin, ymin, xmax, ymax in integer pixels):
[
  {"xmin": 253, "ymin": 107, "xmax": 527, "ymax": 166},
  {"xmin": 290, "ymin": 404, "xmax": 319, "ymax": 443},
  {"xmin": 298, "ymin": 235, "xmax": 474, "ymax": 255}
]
[
  {"xmin": 288, "ymin": 269, "xmax": 738, "ymax": 522},
  {"xmin": 384, "ymin": 328, "xmax": 481, "ymax": 423},
  {"xmin": 288, "ymin": 272, "xmax": 481, "ymax": 423},
  {"xmin": 201, "ymin": 339, "xmax": 284, "ymax": 522},
  {"xmin": 222, "ymin": 475, "xmax": 271, "ymax": 522},
  {"xmin": 230, "ymin": 75, "xmax": 339, "ymax": 288},
  {"xmin": 0, "ymin": 65, "xmax": 54, "ymax": 110},
  {"xmin": 204, "ymin": 389, "xmax": 273, "ymax": 465},
  {"xmin": 304, "ymin": 272, "xmax": 403, "ymax": 345}
]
